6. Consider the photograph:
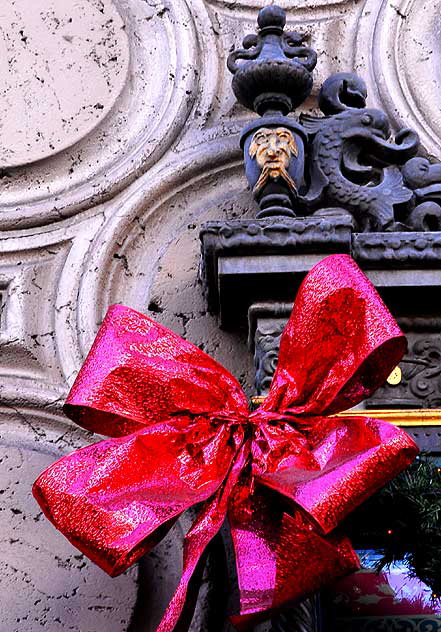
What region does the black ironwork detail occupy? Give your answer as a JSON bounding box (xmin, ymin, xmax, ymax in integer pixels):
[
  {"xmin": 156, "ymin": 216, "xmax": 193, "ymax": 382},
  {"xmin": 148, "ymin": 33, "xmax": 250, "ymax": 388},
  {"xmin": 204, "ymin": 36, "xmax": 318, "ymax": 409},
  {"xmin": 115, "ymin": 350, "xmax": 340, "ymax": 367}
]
[
  {"xmin": 227, "ymin": 6, "xmax": 317, "ymax": 116},
  {"xmin": 254, "ymin": 321, "xmax": 284, "ymax": 395},
  {"xmin": 200, "ymin": 216, "xmax": 353, "ymax": 254},
  {"xmin": 329, "ymin": 618, "xmax": 441, "ymax": 631},
  {"xmin": 369, "ymin": 335, "xmax": 441, "ymax": 409},
  {"xmin": 300, "ymin": 106, "xmax": 419, "ymax": 231},
  {"xmin": 398, "ymin": 318, "xmax": 441, "ymax": 333},
  {"xmin": 200, "ymin": 218, "xmax": 441, "ymax": 324},
  {"xmin": 228, "ymin": 6, "xmax": 316, "ymax": 219},
  {"xmin": 241, "ymin": 118, "xmax": 307, "ymax": 219},
  {"xmin": 318, "ymin": 72, "xmax": 367, "ymax": 115},
  {"xmin": 403, "ymin": 427, "xmax": 441, "ymax": 453},
  {"xmin": 227, "ymin": 5, "xmax": 441, "ymax": 232},
  {"xmin": 251, "ymin": 308, "xmax": 441, "ymax": 410},
  {"xmin": 270, "ymin": 596, "xmax": 321, "ymax": 632},
  {"xmin": 403, "ymin": 157, "xmax": 441, "ymax": 230},
  {"xmin": 352, "ymin": 232, "xmax": 441, "ymax": 266}
]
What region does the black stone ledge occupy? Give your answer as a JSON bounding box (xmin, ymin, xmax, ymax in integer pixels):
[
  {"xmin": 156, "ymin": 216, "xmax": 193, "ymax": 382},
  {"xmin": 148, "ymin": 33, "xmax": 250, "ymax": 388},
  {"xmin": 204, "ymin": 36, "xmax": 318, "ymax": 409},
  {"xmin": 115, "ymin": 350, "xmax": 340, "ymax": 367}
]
[
  {"xmin": 353, "ymin": 232, "xmax": 441, "ymax": 266},
  {"xmin": 199, "ymin": 217, "xmax": 353, "ymax": 327},
  {"xmin": 199, "ymin": 218, "xmax": 441, "ymax": 328}
]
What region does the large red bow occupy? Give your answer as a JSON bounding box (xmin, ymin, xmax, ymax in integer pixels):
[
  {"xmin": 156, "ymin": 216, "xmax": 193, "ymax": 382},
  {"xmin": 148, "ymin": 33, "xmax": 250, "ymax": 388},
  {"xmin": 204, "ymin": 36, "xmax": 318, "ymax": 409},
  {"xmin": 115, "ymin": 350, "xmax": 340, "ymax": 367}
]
[{"xmin": 33, "ymin": 255, "xmax": 418, "ymax": 630}]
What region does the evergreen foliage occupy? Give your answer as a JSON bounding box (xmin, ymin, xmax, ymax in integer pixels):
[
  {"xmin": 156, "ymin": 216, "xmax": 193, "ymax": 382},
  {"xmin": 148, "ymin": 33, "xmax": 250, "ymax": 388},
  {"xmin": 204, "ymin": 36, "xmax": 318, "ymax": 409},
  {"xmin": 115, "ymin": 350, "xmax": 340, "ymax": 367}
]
[{"xmin": 343, "ymin": 454, "xmax": 441, "ymax": 596}]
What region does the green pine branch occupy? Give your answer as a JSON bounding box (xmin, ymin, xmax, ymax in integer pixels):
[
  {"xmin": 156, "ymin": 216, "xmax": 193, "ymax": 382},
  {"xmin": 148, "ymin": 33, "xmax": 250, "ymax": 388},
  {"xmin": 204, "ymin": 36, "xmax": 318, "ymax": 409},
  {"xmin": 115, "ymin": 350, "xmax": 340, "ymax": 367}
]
[{"xmin": 343, "ymin": 454, "xmax": 441, "ymax": 596}]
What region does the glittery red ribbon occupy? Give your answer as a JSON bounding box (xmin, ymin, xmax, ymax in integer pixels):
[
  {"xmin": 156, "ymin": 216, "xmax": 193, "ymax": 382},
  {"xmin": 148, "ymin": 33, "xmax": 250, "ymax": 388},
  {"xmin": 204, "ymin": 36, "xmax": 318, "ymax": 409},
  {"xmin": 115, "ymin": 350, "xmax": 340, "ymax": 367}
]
[{"xmin": 33, "ymin": 254, "xmax": 418, "ymax": 630}]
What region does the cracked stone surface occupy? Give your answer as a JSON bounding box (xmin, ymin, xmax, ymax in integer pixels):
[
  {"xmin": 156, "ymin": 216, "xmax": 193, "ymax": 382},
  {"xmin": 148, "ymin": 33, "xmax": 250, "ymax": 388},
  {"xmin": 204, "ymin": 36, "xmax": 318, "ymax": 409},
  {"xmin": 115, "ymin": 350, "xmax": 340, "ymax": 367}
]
[
  {"xmin": 0, "ymin": 0, "xmax": 129, "ymax": 168},
  {"xmin": 0, "ymin": 429, "xmax": 138, "ymax": 632},
  {"xmin": 1, "ymin": 0, "xmax": 441, "ymax": 630}
]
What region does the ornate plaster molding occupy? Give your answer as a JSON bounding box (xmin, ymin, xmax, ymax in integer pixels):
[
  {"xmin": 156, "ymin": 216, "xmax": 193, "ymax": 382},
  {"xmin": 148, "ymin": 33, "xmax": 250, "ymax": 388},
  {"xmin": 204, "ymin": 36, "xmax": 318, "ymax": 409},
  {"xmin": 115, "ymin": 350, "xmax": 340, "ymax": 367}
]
[
  {"xmin": 355, "ymin": 0, "xmax": 441, "ymax": 160},
  {"xmin": 0, "ymin": 0, "xmax": 206, "ymax": 230}
]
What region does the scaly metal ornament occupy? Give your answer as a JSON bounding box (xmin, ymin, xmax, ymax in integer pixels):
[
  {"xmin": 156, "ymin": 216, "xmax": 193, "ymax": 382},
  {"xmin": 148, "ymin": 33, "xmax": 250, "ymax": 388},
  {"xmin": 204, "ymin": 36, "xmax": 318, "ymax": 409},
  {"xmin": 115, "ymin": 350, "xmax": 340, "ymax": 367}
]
[
  {"xmin": 228, "ymin": 7, "xmax": 441, "ymax": 232},
  {"xmin": 301, "ymin": 102, "xmax": 418, "ymax": 231}
]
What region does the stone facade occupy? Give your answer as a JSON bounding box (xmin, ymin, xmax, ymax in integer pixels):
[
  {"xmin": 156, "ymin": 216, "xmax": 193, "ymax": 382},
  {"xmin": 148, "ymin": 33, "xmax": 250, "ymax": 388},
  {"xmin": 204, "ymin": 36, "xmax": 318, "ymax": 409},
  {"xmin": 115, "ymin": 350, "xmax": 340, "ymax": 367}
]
[{"xmin": 1, "ymin": 1, "xmax": 441, "ymax": 631}]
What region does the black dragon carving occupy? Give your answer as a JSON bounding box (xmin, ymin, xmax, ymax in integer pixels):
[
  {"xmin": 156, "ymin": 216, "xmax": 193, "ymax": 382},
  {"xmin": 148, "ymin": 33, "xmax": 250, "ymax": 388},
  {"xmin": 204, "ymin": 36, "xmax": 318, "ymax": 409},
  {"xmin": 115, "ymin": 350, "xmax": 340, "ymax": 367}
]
[
  {"xmin": 299, "ymin": 74, "xmax": 420, "ymax": 231},
  {"xmin": 402, "ymin": 157, "xmax": 441, "ymax": 230}
]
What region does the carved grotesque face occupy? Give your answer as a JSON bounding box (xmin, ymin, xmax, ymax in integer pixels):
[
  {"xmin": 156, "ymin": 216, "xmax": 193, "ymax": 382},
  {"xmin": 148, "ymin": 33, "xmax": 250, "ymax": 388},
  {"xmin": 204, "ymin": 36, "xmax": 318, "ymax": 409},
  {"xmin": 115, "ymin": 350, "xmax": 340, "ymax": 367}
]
[
  {"xmin": 249, "ymin": 127, "xmax": 297, "ymax": 172},
  {"xmin": 249, "ymin": 127, "xmax": 298, "ymax": 195}
]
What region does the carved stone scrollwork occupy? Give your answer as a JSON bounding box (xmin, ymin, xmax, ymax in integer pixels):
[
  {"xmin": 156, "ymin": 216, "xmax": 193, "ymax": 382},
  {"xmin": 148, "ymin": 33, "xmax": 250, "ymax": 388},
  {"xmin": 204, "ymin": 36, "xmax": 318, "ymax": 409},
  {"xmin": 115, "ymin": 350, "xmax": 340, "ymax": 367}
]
[
  {"xmin": 330, "ymin": 617, "xmax": 441, "ymax": 631},
  {"xmin": 402, "ymin": 157, "xmax": 441, "ymax": 231},
  {"xmin": 251, "ymin": 309, "xmax": 441, "ymax": 411},
  {"xmin": 254, "ymin": 319, "xmax": 285, "ymax": 395},
  {"xmin": 369, "ymin": 334, "xmax": 441, "ymax": 409},
  {"xmin": 0, "ymin": 0, "xmax": 202, "ymax": 230}
]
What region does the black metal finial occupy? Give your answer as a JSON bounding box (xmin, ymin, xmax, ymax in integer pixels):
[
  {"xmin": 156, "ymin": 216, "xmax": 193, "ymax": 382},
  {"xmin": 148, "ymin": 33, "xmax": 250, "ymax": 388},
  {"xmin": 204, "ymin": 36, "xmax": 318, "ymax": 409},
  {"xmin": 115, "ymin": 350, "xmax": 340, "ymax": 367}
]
[
  {"xmin": 227, "ymin": 5, "xmax": 317, "ymax": 116},
  {"xmin": 257, "ymin": 5, "xmax": 286, "ymax": 32}
]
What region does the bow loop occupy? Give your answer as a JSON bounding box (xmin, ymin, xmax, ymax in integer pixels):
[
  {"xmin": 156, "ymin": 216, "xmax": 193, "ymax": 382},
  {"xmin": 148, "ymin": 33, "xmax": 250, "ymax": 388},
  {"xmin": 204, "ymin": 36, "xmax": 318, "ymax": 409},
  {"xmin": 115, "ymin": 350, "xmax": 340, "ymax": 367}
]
[
  {"xmin": 64, "ymin": 304, "xmax": 249, "ymax": 437},
  {"xmin": 33, "ymin": 416, "xmax": 245, "ymax": 577},
  {"xmin": 256, "ymin": 414, "xmax": 418, "ymax": 534},
  {"xmin": 262, "ymin": 254, "xmax": 406, "ymax": 416}
]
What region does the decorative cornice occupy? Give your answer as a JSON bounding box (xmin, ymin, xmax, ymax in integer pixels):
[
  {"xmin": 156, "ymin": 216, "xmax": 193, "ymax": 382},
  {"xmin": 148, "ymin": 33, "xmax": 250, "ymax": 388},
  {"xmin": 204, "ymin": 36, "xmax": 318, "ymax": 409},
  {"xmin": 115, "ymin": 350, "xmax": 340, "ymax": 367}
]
[
  {"xmin": 353, "ymin": 232, "xmax": 441, "ymax": 265},
  {"xmin": 201, "ymin": 216, "xmax": 354, "ymax": 251}
]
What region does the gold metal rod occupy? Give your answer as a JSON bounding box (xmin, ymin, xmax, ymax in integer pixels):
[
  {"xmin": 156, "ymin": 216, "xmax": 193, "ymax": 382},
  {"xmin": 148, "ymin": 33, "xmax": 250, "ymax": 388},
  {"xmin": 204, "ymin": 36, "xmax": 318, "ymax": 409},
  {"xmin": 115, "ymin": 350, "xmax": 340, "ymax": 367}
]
[{"xmin": 250, "ymin": 397, "xmax": 441, "ymax": 427}]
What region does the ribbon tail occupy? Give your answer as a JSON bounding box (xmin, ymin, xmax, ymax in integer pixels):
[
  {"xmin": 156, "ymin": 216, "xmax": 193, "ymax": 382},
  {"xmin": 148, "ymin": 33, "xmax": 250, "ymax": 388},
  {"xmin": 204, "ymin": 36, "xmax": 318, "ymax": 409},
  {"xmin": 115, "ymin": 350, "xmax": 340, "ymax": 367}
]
[
  {"xmin": 228, "ymin": 489, "xmax": 282, "ymax": 627},
  {"xmin": 229, "ymin": 490, "xmax": 360, "ymax": 631},
  {"xmin": 156, "ymin": 440, "xmax": 249, "ymax": 632}
]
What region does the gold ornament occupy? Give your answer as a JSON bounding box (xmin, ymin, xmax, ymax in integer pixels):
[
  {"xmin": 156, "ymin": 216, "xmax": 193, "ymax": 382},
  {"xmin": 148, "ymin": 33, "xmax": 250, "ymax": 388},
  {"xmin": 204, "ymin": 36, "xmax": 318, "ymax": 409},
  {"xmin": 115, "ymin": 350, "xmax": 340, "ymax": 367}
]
[{"xmin": 387, "ymin": 365, "xmax": 402, "ymax": 385}]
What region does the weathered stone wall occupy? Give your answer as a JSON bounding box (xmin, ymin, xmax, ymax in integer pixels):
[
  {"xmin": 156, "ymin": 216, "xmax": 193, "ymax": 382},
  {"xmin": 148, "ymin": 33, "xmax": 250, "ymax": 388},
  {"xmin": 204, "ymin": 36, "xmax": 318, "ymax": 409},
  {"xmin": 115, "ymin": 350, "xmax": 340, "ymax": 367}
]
[{"xmin": 1, "ymin": 1, "xmax": 440, "ymax": 630}]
